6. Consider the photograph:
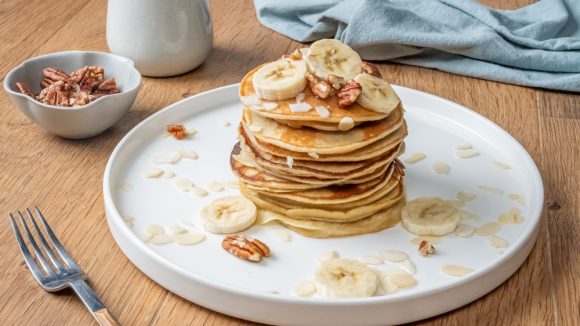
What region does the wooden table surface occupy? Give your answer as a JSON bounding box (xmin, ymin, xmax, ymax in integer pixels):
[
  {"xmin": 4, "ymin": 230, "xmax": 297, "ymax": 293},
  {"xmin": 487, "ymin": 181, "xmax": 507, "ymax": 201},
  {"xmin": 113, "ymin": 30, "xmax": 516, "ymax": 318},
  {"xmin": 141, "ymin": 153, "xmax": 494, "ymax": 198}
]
[{"xmin": 1, "ymin": 0, "xmax": 578, "ymax": 325}]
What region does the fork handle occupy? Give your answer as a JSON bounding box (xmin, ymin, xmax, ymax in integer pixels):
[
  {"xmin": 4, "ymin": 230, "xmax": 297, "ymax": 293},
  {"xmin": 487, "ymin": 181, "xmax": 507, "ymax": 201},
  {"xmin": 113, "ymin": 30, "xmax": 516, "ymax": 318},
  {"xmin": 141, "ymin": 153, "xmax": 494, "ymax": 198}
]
[{"xmin": 70, "ymin": 280, "xmax": 120, "ymax": 326}]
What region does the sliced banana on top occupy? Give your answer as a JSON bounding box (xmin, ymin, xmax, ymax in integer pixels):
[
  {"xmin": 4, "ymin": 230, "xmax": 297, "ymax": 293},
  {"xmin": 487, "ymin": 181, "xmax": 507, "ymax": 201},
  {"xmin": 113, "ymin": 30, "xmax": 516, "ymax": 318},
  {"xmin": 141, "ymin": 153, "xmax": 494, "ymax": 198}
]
[
  {"xmin": 305, "ymin": 39, "xmax": 362, "ymax": 80},
  {"xmin": 201, "ymin": 196, "xmax": 257, "ymax": 234},
  {"xmin": 252, "ymin": 59, "xmax": 307, "ymax": 101},
  {"xmin": 401, "ymin": 197, "xmax": 460, "ymax": 236},
  {"xmin": 315, "ymin": 258, "xmax": 378, "ymax": 298},
  {"xmin": 354, "ymin": 73, "xmax": 400, "ymax": 114}
]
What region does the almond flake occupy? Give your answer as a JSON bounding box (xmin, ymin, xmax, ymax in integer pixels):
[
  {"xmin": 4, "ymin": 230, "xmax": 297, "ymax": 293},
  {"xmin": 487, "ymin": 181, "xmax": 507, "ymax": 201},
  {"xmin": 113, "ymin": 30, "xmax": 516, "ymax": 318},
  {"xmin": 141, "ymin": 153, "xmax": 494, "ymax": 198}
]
[
  {"xmin": 338, "ymin": 117, "xmax": 355, "ymax": 131},
  {"xmin": 459, "ymin": 210, "xmax": 478, "ymax": 220},
  {"xmin": 221, "ymin": 121, "xmax": 231, "ymax": 127},
  {"xmin": 174, "ymin": 233, "xmax": 206, "ymax": 245},
  {"xmin": 289, "ymin": 102, "xmax": 312, "ymax": 113},
  {"xmin": 123, "ymin": 216, "xmax": 135, "ymax": 222},
  {"xmin": 457, "ymin": 191, "xmax": 477, "ymax": 202},
  {"xmin": 148, "ymin": 234, "xmax": 174, "ymax": 245},
  {"xmin": 249, "ymin": 125, "xmax": 262, "ymax": 133},
  {"xmin": 507, "ymin": 194, "xmax": 526, "ymax": 206},
  {"xmin": 361, "ymin": 255, "xmax": 383, "ymax": 265},
  {"xmin": 455, "ymin": 144, "xmax": 472, "ymax": 150},
  {"xmin": 475, "ymin": 222, "xmax": 501, "ymax": 236},
  {"xmin": 315, "ymin": 106, "xmax": 330, "ymax": 118},
  {"xmin": 161, "ymin": 131, "xmax": 171, "ymax": 138},
  {"xmin": 143, "ymin": 167, "xmax": 164, "ymax": 178},
  {"xmin": 378, "ymin": 274, "xmax": 398, "ymax": 294},
  {"xmin": 118, "ymin": 183, "xmax": 133, "ymax": 192},
  {"xmin": 286, "ymin": 156, "xmax": 294, "ymax": 169},
  {"xmin": 187, "ymin": 129, "xmax": 197, "ymax": 137},
  {"xmin": 498, "ymin": 207, "xmax": 524, "ymax": 224},
  {"xmin": 397, "ymin": 259, "xmax": 417, "ymax": 275},
  {"xmin": 378, "ymin": 250, "xmax": 408, "ymax": 262},
  {"xmin": 410, "ymin": 236, "xmax": 441, "ymax": 245},
  {"xmin": 152, "ymin": 153, "xmax": 180, "ymax": 164},
  {"xmin": 432, "ymin": 162, "xmax": 450, "ymax": 175},
  {"xmin": 271, "ymin": 229, "xmax": 291, "ymax": 242},
  {"xmin": 165, "ymin": 225, "xmax": 187, "ymax": 236},
  {"xmin": 146, "ymin": 224, "xmax": 165, "ymax": 236},
  {"xmin": 179, "ymin": 150, "xmax": 198, "ymax": 160},
  {"xmin": 477, "ymin": 185, "xmax": 504, "ymax": 195},
  {"xmin": 308, "ymin": 151, "xmax": 319, "ymax": 159},
  {"xmin": 179, "ymin": 219, "xmax": 196, "ymax": 227},
  {"xmin": 441, "ymin": 264, "xmax": 474, "ymax": 277},
  {"xmin": 261, "ymin": 102, "xmax": 278, "ymax": 110},
  {"xmin": 295, "ymin": 92, "xmax": 305, "ymax": 102},
  {"xmin": 242, "ymin": 95, "xmax": 261, "ymax": 106},
  {"xmin": 405, "ymin": 153, "xmax": 426, "ymax": 164},
  {"xmin": 125, "ymin": 220, "xmax": 134, "ymax": 229},
  {"xmin": 163, "ymin": 171, "xmax": 175, "ymax": 179},
  {"xmin": 456, "ymin": 149, "xmax": 480, "ymax": 159},
  {"xmin": 292, "ymin": 280, "xmax": 316, "ymax": 297},
  {"xmin": 492, "ymin": 160, "xmax": 511, "ymax": 170},
  {"xmin": 173, "ymin": 178, "xmax": 194, "ymax": 192},
  {"xmin": 382, "ymin": 270, "xmax": 416, "ymax": 288},
  {"xmin": 140, "ymin": 233, "xmax": 153, "ymax": 242},
  {"xmin": 191, "ymin": 186, "xmax": 208, "ymax": 197},
  {"xmin": 207, "ymin": 181, "xmax": 224, "ymax": 192},
  {"xmin": 488, "ymin": 234, "xmax": 509, "ymax": 248},
  {"xmin": 455, "ymin": 224, "xmax": 475, "ymax": 237},
  {"xmin": 318, "ymin": 250, "xmax": 338, "ymax": 263}
]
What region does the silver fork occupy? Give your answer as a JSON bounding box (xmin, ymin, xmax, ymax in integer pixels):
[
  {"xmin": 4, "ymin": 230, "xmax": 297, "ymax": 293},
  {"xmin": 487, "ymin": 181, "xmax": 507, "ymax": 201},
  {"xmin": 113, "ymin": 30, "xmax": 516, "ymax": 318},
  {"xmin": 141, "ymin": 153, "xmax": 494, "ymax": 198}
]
[{"xmin": 9, "ymin": 207, "xmax": 119, "ymax": 326}]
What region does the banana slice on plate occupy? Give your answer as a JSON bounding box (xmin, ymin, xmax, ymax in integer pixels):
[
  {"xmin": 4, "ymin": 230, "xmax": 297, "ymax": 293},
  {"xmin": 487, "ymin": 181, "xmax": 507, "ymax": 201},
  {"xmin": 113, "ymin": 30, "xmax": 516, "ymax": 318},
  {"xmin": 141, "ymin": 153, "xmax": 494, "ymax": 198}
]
[
  {"xmin": 315, "ymin": 258, "xmax": 378, "ymax": 298},
  {"xmin": 201, "ymin": 196, "xmax": 257, "ymax": 234},
  {"xmin": 354, "ymin": 73, "xmax": 400, "ymax": 114},
  {"xmin": 305, "ymin": 39, "xmax": 362, "ymax": 80},
  {"xmin": 252, "ymin": 59, "xmax": 307, "ymax": 101},
  {"xmin": 401, "ymin": 197, "xmax": 460, "ymax": 236}
]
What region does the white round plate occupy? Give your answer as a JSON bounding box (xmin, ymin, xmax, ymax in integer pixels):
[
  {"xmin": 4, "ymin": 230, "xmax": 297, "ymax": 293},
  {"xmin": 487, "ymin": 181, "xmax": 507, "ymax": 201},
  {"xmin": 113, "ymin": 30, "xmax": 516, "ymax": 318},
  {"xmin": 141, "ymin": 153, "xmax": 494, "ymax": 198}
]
[{"xmin": 104, "ymin": 84, "xmax": 543, "ymax": 326}]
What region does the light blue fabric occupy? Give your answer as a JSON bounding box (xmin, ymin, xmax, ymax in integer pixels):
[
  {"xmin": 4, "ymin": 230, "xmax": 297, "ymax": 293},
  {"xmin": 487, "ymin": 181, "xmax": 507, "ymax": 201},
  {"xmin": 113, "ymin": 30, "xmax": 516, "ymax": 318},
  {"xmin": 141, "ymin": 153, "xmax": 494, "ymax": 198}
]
[{"xmin": 254, "ymin": 0, "xmax": 580, "ymax": 92}]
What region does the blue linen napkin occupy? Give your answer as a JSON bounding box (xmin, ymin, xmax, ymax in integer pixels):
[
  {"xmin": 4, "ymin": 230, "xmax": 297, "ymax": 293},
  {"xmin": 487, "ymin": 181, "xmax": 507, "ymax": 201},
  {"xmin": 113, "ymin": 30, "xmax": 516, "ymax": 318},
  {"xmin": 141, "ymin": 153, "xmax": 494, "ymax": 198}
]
[{"xmin": 254, "ymin": 0, "xmax": 580, "ymax": 92}]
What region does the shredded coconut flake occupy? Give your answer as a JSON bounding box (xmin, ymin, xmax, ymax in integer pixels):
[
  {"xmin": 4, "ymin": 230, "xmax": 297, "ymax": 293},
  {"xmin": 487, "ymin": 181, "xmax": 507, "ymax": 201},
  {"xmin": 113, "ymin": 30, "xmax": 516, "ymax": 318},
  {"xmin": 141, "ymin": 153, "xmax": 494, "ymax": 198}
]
[
  {"xmin": 286, "ymin": 156, "xmax": 294, "ymax": 169},
  {"xmin": 432, "ymin": 162, "xmax": 450, "ymax": 175},
  {"xmin": 315, "ymin": 106, "xmax": 330, "ymax": 118},
  {"xmin": 338, "ymin": 117, "xmax": 355, "ymax": 131},
  {"xmin": 295, "ymin": 92, "xmax": 305, "ymax": 102},
  {"xmin": 242, "ymin": 95, "xmax": 261, "ymax": 106},
  {"xmin": 289, "ymin": 102, "xmax": 312, "ymax": 113},
  {"xmin": 261, "ymin": 102, "xmax": 278, "ymax": 110}
]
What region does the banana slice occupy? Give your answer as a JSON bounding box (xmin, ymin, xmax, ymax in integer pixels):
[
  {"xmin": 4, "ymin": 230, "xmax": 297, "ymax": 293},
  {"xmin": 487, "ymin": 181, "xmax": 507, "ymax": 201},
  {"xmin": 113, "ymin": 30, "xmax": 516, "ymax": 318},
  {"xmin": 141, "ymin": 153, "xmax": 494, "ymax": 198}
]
[
  {"xmin": 401, "ymin": 197, "xmax": 460, "ymax": 236},
  {"xmin": 201, "ymin": 196, "xmax": 257, "ymax": 234},
  {"xmin": 315, "ymin": 259, "xmax": 378, "ymax": 298},
  {"xmin": 252, "ymin": 59, "xmax": 307, "ymax": 101},
  {"xmin": 305, "ymin": 39, "xmax": 362, "ymax": 80},
  {"xmin": 354, "ymin": 73, "xmax": 400, "ymax": 114}
]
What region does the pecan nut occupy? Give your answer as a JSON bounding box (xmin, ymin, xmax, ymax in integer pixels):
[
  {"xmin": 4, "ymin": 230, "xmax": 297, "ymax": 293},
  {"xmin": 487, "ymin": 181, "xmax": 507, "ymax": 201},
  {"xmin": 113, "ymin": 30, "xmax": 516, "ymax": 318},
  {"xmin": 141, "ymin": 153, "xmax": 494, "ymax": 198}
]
[
  {"xmin": 16, "ymin": 82, "xmax": 34, "ymax": 97},
  {"xmin": 222, "ymin": 234, "xmax": 270, "ymax": 262},
  {"xmin": 337, "ymin": 80, "xmax": 362, "ymax": 106},
  {"xmin": 361, "ymin": 62, "xmax": 382, "ymax": 78},
  {"xmin": 418, "ymin": 240, "xmax": 435, "ymax": 256},
  {"xmin": 36, "ymin": 80, "xmax": 76, "ymax": 107},
  {"xmin": 41, "ymin": 67, "xmax": 71, "ymax": 88},
  {"xmin": 306, "ymin": 73, "xmax": 332, "ymax": 99},
  {"xmin": 166, "ymin": 124, "xmax": 188, "ymax": 140},
  {"xmin": 71, "ymin": 66, "xmax": 104, "ymax": 92},
  {"xmin": 327, "ymin": 74, "xmax": 345, "ymax": 90},
  {"xmin": 278, "ymin": 48, "xmax": 303, "ymax": 61}
]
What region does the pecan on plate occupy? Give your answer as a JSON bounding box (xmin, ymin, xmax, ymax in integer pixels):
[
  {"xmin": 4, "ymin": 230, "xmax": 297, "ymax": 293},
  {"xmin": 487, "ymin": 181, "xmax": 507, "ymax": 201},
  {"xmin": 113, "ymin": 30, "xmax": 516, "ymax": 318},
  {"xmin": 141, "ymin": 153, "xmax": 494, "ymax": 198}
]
[
  {"xmin": 70, "ymin": 66, "xmax": 104, "ymax": 92},
  {"xmin": 418, "ymin": 240, "xmax": 436, "ymax": 256},
  {"xmin": 166, "ymin": 124, "xmax": 188, "ymax": 140},
  {"xmin": 337, "ymin": 80, "xmax": 362, "ymax": 106},
  {"xmin": 306, "ymin": 73, "xmax": 332, "ymax": 99},
  {"xmin": 40, "ymin": 67, "xmax": 71, "ymax": 88},
  {"xmin": 16, "ymin": 82, "xmax": 34, "ymax": 97},
  {"xmin": 222, "ymin": 234, "xmax": 270, "ymax": 262},
  {"xmin": 361, "ymin": 62, "xmax": 382, "ymax": 78}
]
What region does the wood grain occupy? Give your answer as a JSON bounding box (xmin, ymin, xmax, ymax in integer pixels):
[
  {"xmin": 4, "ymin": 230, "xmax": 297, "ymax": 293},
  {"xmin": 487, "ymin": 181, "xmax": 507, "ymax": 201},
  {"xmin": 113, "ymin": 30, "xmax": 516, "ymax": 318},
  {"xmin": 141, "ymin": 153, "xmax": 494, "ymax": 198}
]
[{"xmin": 0, "ymin": 0, "xmax": 578, "ymax": 325}]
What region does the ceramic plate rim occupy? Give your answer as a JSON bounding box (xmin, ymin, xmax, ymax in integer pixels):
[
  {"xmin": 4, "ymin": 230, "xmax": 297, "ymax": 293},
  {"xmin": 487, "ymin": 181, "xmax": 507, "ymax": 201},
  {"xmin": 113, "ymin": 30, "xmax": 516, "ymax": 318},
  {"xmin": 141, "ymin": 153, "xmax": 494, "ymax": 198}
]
[{"xmin": 103, "ymin": 83, "xmax": 543, "ymax": 306}]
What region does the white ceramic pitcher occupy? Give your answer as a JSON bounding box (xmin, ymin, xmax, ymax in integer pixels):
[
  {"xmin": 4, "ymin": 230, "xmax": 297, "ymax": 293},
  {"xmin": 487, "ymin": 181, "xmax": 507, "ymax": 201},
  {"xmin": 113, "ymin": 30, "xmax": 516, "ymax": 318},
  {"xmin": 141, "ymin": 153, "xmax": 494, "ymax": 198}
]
[{"xmin": 106, "ymin": 0, "xmax": 213, "ymax": 77}]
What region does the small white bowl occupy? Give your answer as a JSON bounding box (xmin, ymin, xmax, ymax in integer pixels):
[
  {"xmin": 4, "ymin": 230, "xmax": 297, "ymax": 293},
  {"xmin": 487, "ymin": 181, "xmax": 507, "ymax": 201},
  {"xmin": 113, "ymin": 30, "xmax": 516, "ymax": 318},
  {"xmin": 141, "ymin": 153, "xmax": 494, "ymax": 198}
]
[{"xmin": 3, "ymin": 51, "xmax": 142, "ymax": 139}]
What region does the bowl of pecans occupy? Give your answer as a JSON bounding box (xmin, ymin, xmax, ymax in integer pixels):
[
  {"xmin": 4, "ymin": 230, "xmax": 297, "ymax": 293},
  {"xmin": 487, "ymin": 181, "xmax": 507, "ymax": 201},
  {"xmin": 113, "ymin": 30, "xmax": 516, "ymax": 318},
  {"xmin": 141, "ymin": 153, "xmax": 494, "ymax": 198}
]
[{"xmin": 4, "ymin": 51, "xmax": 142, "ymax": 138}]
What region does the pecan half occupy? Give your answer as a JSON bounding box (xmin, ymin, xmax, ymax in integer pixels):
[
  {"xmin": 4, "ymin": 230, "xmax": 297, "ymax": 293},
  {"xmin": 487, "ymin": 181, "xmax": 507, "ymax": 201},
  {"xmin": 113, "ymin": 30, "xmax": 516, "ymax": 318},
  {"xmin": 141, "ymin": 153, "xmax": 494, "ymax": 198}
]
[
  {"xmin": 306, "ymin": 73, "xmax": 332, "ymax": 99},
  {"xmin": 16, "ymin": 82, "xmax": 34, "ymax": 97},
  {"xmin": 71, "ymin": 66, "xmax": 104, "ymax": 92},
  {"xmin": 278, "ymin": 48, "xmax": 303, "ymax": 61},
  {"xmin": 337, "ymin": 80, "xmax": 362, "ymax": 106},
  {"xmin": 327, "ymin": 74, "xmax": 345, "ymax": 90},
  {"xmin": 222, "ymin": 234, "xmax": 270, "ymax": 262},
  {"xmin": 41, "ymin": 67, "xmax": 71, "ymax": 88},
  {"xmin": 361, "ymin": 62, "xmax": 382, "ymax": 78},
  {"xmin": 36, "ymin": 80, "xmax": 76, "ymax": 107},
  {"xmin": 166, "ymin": 124, "xmax": 188, "ymax": 140},
  {"xmin": 418, "ymin": 240, "xmax": 435, "ymax": 256}
]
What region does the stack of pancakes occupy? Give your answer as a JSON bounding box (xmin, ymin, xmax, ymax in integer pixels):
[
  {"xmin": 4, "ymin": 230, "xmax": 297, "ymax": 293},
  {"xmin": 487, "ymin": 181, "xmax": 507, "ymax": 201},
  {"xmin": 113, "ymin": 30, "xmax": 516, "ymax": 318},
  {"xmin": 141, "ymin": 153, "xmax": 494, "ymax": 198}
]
[{"xmin": 231, "ymin": 47, "xmax": 407, "ymax": 238}]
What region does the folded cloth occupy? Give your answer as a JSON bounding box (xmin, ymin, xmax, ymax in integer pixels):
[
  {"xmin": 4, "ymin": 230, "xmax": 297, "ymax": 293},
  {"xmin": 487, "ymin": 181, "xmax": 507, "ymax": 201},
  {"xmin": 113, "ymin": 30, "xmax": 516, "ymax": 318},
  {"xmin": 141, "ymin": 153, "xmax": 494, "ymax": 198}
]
[{"xmin": 254, "ymin": 0, "xmax": 580, "ymax": 92}]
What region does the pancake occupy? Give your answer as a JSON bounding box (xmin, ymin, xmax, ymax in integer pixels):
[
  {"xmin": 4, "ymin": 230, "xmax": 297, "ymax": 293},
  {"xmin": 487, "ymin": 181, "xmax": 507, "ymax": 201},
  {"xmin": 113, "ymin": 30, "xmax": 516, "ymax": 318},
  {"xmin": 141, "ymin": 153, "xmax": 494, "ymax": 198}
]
[
  {"xmin": 242, "ymin": 105, "xmax": 404, "ymax": 155},
  {"xmin": 245, "ymin": 122, "xmax": 408, "ymax": 162},
  {"xmin": 240, "ymin": 64, "xmax": 389, "ymax": 123},
  {"xmin": 256, "ymin": 197, "xmax": 405, "ymax": 238},
  {"xmin": 274, "ymin": 118, "xmax": 363, "ymax": 131}
]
